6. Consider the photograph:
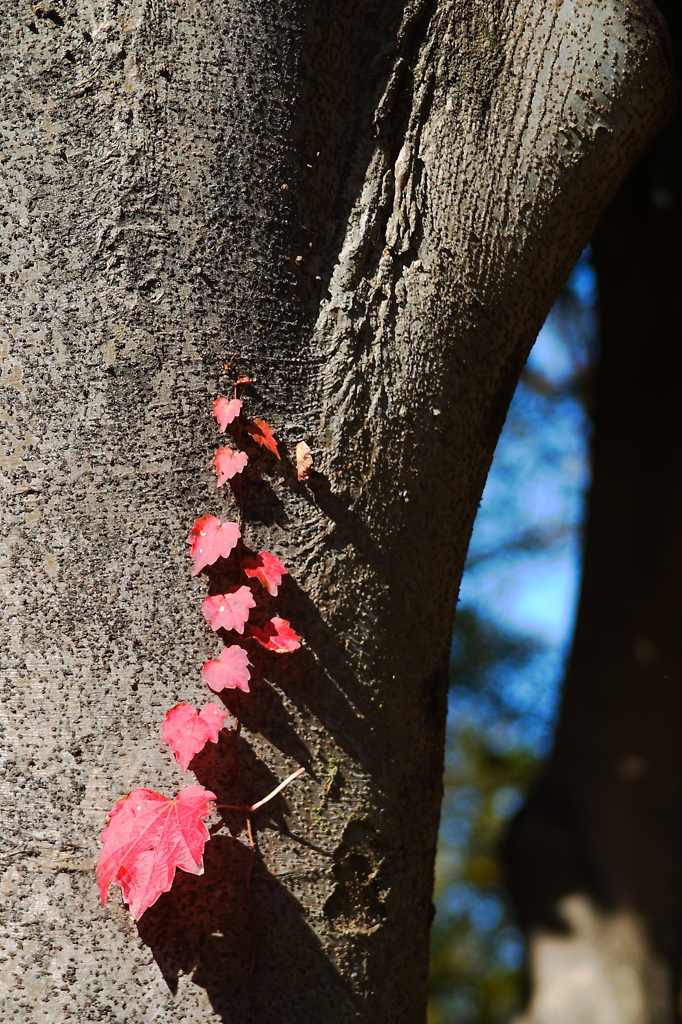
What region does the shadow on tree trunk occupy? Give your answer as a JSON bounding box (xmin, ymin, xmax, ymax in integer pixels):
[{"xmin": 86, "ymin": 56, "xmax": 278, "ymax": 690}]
[{"xmin": 137, "ymin": 835, "xmax": 360, "ymax": 1024}]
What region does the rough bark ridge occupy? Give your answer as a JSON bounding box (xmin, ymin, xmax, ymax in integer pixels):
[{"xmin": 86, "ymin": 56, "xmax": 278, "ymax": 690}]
[{"xmin": 0, "ymin": 1, "xmax": 673, "ymax": 1022}]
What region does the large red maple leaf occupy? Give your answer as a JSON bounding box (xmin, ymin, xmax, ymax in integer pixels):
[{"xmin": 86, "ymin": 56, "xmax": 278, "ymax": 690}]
[
  {"xmin": 201, "ymin": 645, "xmax": 251, "ymax": 693},
  {"xmin": 186, "ymin": 515, "xmax": 240, "ymax": 575},
  {"xmin": 97, "ymin": 785, "xmax": 215, "ymax": 920},
  {"xmin": 161, "ymin": 703, "xmax": 226, "ymax": 771},
  {"xmin": 202, "ymin": 586, "xmax": 256, "ymax": 634},
  {"xmin": 242, "ymin": 550, "xmax": 287, "ymax": 596}
]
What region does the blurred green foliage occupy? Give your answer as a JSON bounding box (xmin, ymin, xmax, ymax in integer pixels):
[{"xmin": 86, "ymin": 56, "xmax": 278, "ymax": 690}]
[{"xmin": 428, "ymin": 610, "xmax": 540, "ymax": 1024}]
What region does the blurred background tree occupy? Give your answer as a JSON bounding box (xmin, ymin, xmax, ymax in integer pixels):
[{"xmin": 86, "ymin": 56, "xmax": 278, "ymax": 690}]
[
  {"xmin": 428, "ymin": 252, "xmax": 599, "ymax": 1024},
  {"xmin": 431, "ymin": 3, "xmax": 682, "ymax": 1020}
]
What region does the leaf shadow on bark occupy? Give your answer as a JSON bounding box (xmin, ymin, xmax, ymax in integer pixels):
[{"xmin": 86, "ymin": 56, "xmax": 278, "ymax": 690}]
[
  {"xmin": 215, "ymin": 657, "xmax": 315, "ymax": 773},
  {"xmin": 195, "ymin": 565, "xmax": 377, "ymax": 779},
  {"xmin": 136, "ymin": 834, "xmax": 359, "ymax": 1023},
  {"xmin": 232, "ymin": 455, "xmax": 290, "ymax": 528},
  {"xmin": 189, "ymin": 726, "xmax": 307, "ymax": 838},
  {"xmin": 267, "ymin": 572, "xmax": 392, "ymax": 779}
]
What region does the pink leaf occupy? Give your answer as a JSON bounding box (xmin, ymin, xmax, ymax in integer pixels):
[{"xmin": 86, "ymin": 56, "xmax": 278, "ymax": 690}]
[
  {"xmin": 202, "ymin": 586, "xmax": 256, "ymax": 634},
  {"xmin": 214, "ymin": 447, "xmax": 248, "ymax": 486},
  {"xmin": 201, "ymin": 645, "xmax": 251, "ymax": 693},
  {"xmin": 243, "ymin": 551, "xmax": 287, "ymax": 596},
  {"xmin": 186, "ymin": 515, "xmax": 241, "ymax": 575},
  {"xmin": 251, "ymin": 616, "xmax": 301, "ymax": 653},
  {"xmin": 97, "ymin": 785, "xmax": 215, "ymax": 920},
  {"xmin": 212, "ymin": 397, "xmax": 242, "ymax": 432},
  {"xmin": 161, "ymin": 702, "xmax": 227, "ymax": 771},
  {"xmin": 244, "ymin": 418, "xmax": 280, "ymax": 458},
  {"xmin": 295, "ymin": 441, "xmax": 313, "ymax": 481}
]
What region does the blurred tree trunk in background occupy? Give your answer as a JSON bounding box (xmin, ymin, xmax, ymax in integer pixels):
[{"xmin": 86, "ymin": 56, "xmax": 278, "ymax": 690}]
[{"xmin": 505, "ymin": 4, "xmax": 682, "ymax": 1022}]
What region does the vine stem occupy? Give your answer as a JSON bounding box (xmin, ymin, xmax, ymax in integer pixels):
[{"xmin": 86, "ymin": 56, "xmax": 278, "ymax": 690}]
[
  {"xmin": 224, "ymin": 364, "xmax": 256, "ymax": 1023},
  {"xmin": 235, "ymin": 381, "xmax": 245, "ymax": 533},
  {"xmin": 245, "ymin": 751, "xmax": 257, "ymax": 1024},
  {"xmin": 218, "ymin": 359, "xmax": 280, "ymax": 1024},
  {"xmin": 216, "ymin": 766, "xmax": 306, "ymax": 813}
]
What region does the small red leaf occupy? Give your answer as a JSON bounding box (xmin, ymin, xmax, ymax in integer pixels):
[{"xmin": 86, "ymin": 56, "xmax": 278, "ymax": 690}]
[
  {"xmin": 243, "ymin": 551, "xmax": 287, "ymax": 596},
  {"xmin": 212, "ymin": 397, "xmax": 242, "ymax": 432},
  {"xmin": 295, "ymin": 441, "xmax": 313, "ymax": 481},
  {"xmin": 251, "ymin": 616, "xmax": 301, "ymax": 653},
  {"xmin": 245, "ymin": 418, "xmax": 280, "ymax": 458},
  {"xmin": 202, "ymin": 586, "xmax": 256, "ymax": 634},
  {"xmin": 161, "ymin": 702, "xmax": 227, "ymax": 771},
  {"xmin": 97, "ymin": 785, "xmax": 215, "ymax": 920},
  {"xmin": 201, "ymin": 645, "xmax": 251, "ymax": 693},
  {"xmin": 214, "ymin": 447, "xmax": 248, "ymax": 485},
  {"xmin": 186, "ymin": 515, "xmax": 241, "ymax": 575}
]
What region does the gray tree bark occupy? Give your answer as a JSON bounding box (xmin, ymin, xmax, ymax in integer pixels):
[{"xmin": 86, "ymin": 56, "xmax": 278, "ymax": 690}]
[{"xmin": 0, "ymin": 1, "xmax": 673, "ymax": 1022}]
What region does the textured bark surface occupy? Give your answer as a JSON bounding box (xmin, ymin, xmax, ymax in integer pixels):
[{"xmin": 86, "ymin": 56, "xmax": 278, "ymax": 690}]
[
  {"xmin": 506, "ymin": 43, "xmax": 682, "ymax": 1021},
  {"xmin": 0, "ymin": 1, "xmax": 673, "ymax": 1022}
]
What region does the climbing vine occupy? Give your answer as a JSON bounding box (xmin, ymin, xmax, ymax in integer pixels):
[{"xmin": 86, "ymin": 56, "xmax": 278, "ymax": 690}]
[{"xmin": 96, "ymin": 359, "xmax": 309, "ymax": 921}]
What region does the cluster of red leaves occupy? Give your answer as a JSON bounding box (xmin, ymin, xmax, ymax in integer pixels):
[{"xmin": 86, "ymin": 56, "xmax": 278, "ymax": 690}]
[{"xmin": 97, "ymin": 382, "xmax": 309, "ymax": 920}]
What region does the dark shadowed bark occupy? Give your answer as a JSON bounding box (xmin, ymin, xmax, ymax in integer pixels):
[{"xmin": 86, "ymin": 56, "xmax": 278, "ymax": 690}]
[
  {"xmin": 0, "ymin": 1, "xmax": 673, "ymax": 1021},
  {"xmin": 505, "ymin": 4, "xmax": 682, "ymax": 1020}
]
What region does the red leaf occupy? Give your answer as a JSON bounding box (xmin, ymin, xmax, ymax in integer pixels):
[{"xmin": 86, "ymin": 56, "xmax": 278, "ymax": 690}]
[
  {"xmin": 161, "ymin": 702, "xmax": 227, "ymax": 771},
  {"xmin": 251, "ymin": 616, "xmax": 301, "ymax": 653},
  {"xmin": 295, "ymin": 441, "xmax": 313, "ymax": 481},
  {"xmin": 243, "ymin": 551, "xmax": 287, "ymax": 596},
  {"xmin": 201, "ymin": 645, "xmax": 251, "ymax": 693},
  {"xmin": 212, "ymin": 397, "xmax": 242, "ymax": 432},
  {"xmin": 97, "ymin": 785, "xmax": 215, "ymax": 921},
  {"xmin": 202, "ymin": 586, "xmax": 256, "ymax": 634},
  {"xmin": 186, "ymin": 515, "xmax": 240, "ymax": 575},
  {"xmin": 245, "ymin": 418, "xmax": 280, "ymax": 458},
  {"xmin": 214, "ymin": 446, "xmax": 248, "ymax": 485}
]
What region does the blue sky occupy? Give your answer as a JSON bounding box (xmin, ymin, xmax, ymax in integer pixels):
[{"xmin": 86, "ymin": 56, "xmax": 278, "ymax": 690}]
[{"xmin": 454, "ymin": 251, "xmax": 598, "ymax": 748}]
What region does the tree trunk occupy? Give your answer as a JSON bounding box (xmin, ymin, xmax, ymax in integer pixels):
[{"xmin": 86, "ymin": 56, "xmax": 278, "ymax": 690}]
[
  {"xmin": 0, "ymin": 2, "xmax": 672, "ymax": 1021},
  {"xmin": 505, "ymin": 4, "xmax": 682, "ymax": 1020}
]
